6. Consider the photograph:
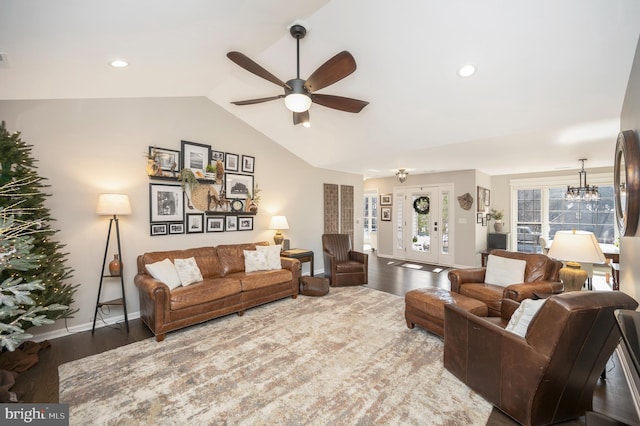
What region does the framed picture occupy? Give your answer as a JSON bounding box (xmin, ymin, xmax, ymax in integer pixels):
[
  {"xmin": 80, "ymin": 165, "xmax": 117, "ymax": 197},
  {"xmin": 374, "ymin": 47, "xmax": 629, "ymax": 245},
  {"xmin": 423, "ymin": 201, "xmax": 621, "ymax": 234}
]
[
  {"xmin": 151, "ymin": 146, "xmax": 180, "ymax": 173},
  {"xmin": 225, "ymin": 152, "xmax": 239, "ymax": 172},
  {"xmin": 238, "ymin": 216, "xmax": 254, "ymax": 231},
  {"xmin": 211, "ymin": 150, "xmax": 225, "ymax": 163},
  {"xmin": 477, "ymin": 186, "xmax": 490, "ymax": 212},
  {"xmin": 380, "ymin": 194, "xmax": 392, "ymax": 206},
  {"xmin": 225, "ymin": 215, "xmax": 238, "ymax": 231},
  {"xmin": 186, "ymin": 213, "xmax": 204, "ymax": 233},
  {"xmin": 476, "ymin": 212, "xmax": 484, "ymax": 224},
  {"xmin": 150, "ymin": 223, "xmax": 168, "ymax": 236},
  {"xmin": 206, "ymin": 216, "xmax": 225, "ymax": 232},
  {"xmin": 181, "ymin": 140, "xmax": 211, "ymax": 174},
  {"xmin": 381, "ymin": 207, "xmax": 392, "ymax": 221},
  {"xmin": 241, "ymin": 155, "xmax": 255, "ymax": 173},
  {"xmin": 225, "ymin": 173, "xmax": 254, "ymax": 199},
  {"xmin": 168, "ymin": 222, "xmax": 184, "ymax": 234},
  {"xmin": 150, "ymin": 183, "xmax": 184, "ymax": 222}
]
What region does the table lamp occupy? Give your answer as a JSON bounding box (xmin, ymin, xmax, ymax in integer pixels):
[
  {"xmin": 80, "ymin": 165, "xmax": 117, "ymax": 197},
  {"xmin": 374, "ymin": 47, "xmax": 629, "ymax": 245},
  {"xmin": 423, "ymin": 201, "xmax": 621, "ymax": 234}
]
[
  {"xmin": 547, "ymin": 230, "xmax": 605, "ymax": 291},
  {"xmin": 269, "ymin": 215, "xmax": 289, "ymax": 245}
]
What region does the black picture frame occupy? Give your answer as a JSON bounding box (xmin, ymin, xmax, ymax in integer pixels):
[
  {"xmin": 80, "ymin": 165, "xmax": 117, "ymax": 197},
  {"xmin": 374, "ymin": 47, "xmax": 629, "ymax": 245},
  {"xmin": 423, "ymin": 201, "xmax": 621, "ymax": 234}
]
[
  {"xmin": 150, "ymin": 183, "xmax": 184, "ymax": 223},
  {"xmin": 225, "ymin": 215, "xmax": 238, "ymax": 231},
  {"xmin": 241, "ymin": 155, "xmax": 255, "ymax": 173},
  {"xmin": 181, "ymin": 140, "xmax": 211, "ymax": 175},
  {"xmin": 206, "ymin": 216, "xmax": 224, "ymax": 232},
  {"xmin": 477, "ymin": 186, "xmax": 490, "ymax": 212},
  {"xmin": 225, "ymin": 152, "xmax": 239, "ymax": 172},
  {"xmin": 211, "ymin": 150, "xmax": 225, "ymax": 163},
  {"xmin": 476, "ymin": 212, "xmax": 484, "ymax": 224},
  {"xmin": 225, "ymin": 173, "xmax": 254, "ymax": 199},
  {"xmin": 380, "ymin": 194, "xmax": 392, "ymax": 206},
  {"xmin": 381, "ymin": 207, "xmax": 391, "ymax": 221},
  {"xmin": 186, "ymin": 213, "xmax": 204, "ymax": 233},
  {"xmin": 168, "ymin": 222, "xmax": 184, "ymax": 234},
  {"xmin": 150, "ymin": 223, "xmax": 168, "ymax": 236},
  {"xmin": 238, "ymin": 216, "xmax": 254, "ymax": 231},
  {"xmin": 150, "ymin": 146, "xmax": 180, "ymax": 173}
]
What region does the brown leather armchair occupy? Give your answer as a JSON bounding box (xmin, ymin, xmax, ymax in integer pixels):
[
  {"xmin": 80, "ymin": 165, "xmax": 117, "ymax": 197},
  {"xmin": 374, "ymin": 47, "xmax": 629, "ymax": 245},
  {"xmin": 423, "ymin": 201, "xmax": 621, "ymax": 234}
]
[
  {"xmin": 448, "ymin": 249, "xmax": 563, "ymax": 316},
  {"xmin": 321, "ymin": 234, "xmax": 368, "ymax": 286},
  {"xmin": 444, "ymin": 291, "xmax": 638, "ymax": 426}
]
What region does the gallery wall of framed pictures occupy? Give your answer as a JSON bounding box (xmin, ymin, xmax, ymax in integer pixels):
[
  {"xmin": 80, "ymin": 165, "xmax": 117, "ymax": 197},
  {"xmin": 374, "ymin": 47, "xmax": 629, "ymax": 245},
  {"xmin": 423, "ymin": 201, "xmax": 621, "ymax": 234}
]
[{"xmin": 147, "ymin": 140, "xmax": 257, "ymax": 236}]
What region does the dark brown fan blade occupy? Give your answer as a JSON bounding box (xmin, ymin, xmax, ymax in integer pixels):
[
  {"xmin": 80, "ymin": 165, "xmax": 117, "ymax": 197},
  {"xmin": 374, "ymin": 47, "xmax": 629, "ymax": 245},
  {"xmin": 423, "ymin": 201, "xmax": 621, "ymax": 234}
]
[
  {"xmin": 230, "ymin": 95, "xmax": 284, "ymax": 106},
  {"xmin": 304, "ymin": 51, "xmax": 357, "ymax": 93},
  {"xmin": 293, "ymin": 110, "xmax": 310, "ymax": 126},
  {"xmin": 227, "ymin": 51, "xmax": 291, "ymax": 90},
  {"xmin": 311, "ymin": 94, "xmax": 369, "ymax": 113}
]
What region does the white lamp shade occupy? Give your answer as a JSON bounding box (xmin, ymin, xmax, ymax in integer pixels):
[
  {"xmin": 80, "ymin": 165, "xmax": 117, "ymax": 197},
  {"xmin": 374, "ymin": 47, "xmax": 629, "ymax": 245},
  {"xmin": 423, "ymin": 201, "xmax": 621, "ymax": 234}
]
[
  {"xmin": 547, "ymin": 230, "xmax": 605, "ymax": 263},
  {"xmin": 96, "ymin": 193, "xmax": 132, "ymax": 216},
  {"xmin": 284, "ymin": 93, "xmax": 312, "ymax": 113},
  {"xmin": 269, "ymin": 215, "xmax": 289, "ymax": 230}
]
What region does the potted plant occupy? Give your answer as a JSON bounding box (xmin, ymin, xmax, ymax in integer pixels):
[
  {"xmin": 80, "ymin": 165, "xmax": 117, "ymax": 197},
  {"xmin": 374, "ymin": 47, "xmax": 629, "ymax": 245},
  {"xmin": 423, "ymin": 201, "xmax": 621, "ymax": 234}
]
[
  {"xmin": 178, "ymin": 168, "xmax": 199, "ymax": 193},
  {"xmin": 489, "ymin": 208, "xmax": 504, "ymax": 232},
  {"xmin": 205, "ymin": 163, "xmax": 217, "ymax": 180}
]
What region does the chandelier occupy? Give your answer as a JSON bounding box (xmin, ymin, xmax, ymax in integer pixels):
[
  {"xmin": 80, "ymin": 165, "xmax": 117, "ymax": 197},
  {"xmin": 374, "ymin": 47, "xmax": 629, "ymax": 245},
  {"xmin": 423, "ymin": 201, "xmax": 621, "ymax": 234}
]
[
  {"xmin": 396, "ymin": 169, "xmax": 408, "ymax": 183},
  {"xmin": 566, "ymin": 159, "xmax": 598, "ymax": 201}
]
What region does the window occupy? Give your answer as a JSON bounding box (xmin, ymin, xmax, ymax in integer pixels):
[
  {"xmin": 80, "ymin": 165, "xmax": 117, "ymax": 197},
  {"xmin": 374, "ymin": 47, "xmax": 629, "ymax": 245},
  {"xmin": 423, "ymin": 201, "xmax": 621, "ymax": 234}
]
[{"xmin": 511, "ymin": 174, "xmax": 615, "ymax": 253}]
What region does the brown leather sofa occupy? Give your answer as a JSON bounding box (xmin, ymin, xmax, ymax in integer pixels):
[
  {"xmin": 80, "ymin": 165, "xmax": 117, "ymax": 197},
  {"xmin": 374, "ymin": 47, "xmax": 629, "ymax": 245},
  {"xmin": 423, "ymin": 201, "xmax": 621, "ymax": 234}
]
[
  {"xmin": 448, "ymin": 249, "xmax": 563, "ymax": 316},
  {"xmin": 321, "ymin": 234, "xmax": 368, "ymax": 286},
  {"xmin": 134, "ymin": 242, "xmax": 301, "ymax": 341},
  {"xmin": 443, "ymin": 291, "xmax": 638, "ymax": 426}
]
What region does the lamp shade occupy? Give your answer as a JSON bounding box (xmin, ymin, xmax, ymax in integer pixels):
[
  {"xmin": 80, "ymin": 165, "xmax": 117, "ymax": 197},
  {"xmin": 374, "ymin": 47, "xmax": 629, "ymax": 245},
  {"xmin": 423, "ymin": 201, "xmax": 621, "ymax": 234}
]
[
  {"xmin": 547, "ymin": 230, "xmax": 605, "ymax": 264},
  {"xmin": 269, "ymin": 215, "xmax": 289, "ymax": 230},
  {"xmin": 96, "ymin": 193, "xmax": 132, "ymax": 216}
]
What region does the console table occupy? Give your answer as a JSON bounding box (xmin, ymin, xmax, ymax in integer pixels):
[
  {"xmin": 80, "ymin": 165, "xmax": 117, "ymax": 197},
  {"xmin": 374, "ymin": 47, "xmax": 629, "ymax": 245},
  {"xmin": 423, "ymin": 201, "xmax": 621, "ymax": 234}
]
[{"xmin": 281, "ymin": 249, "xmax": 314, "ymax": 276}]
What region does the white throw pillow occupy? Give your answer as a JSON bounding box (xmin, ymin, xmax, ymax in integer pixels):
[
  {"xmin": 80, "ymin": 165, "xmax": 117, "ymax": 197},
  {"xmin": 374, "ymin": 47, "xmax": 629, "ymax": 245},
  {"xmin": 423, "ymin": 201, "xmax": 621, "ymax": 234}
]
[
  {"xmin": 145, "ymin": 258, "xmax": 182, "ymax": 290},
  {"xmin": 505, "ymin": 298, "xmax": 547, "ymax": 338},
  {"xmin": 244, "ymin": 250, "xmax": 270, "ymax": 272},
  {"xmin": 484, "ymin": 255, "xmax": 527, "ymax": 287},
  {"xmin": 256, "ymin": 244, "xmax": 282, "ymax": 270},
  {"xmin": 174, "ymin": 257, "xmax": 204, "ymax": 286}
]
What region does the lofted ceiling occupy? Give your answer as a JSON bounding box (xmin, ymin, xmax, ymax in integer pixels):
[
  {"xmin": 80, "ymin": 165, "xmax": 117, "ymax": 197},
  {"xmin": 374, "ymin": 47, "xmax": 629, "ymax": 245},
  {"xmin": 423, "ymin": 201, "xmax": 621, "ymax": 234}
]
[{"xmin": 1, "ymin": 0, "xmax": 639, "ymax": 179}]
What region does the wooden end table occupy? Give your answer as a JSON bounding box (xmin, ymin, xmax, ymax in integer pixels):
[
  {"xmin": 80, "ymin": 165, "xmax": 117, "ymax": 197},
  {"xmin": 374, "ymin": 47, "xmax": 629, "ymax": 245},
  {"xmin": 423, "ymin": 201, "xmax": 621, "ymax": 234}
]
[{"xmin": 281, "ymin": 248, "xmax": 314, "ymax": 276}]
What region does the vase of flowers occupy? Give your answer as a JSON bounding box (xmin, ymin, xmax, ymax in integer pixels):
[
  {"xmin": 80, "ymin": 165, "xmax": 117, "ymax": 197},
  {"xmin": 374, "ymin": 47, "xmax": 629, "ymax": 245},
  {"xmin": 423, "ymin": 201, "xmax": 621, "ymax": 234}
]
[{"xmin": 489, "ymin": 208, "xmax": 505, "ymax": 232}]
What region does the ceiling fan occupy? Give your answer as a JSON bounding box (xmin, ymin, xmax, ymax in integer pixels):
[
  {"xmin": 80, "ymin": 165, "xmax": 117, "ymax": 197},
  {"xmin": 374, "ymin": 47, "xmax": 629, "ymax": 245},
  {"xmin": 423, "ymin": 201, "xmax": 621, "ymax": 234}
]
[{"xmin": 227, "ymin": 24, "xmax": 369, "ymax": 126}]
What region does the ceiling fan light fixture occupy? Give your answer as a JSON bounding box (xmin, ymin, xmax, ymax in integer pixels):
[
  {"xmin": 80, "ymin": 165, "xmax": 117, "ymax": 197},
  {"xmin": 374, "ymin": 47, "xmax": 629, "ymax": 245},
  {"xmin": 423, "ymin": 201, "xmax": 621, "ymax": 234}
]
[
  {"xmin": 396, "ymin": 169, "xmax": 408, "ymax": 183},
  {"xmin": 284, "ymin": 93, "xmax": 312, "ymax": 112}
]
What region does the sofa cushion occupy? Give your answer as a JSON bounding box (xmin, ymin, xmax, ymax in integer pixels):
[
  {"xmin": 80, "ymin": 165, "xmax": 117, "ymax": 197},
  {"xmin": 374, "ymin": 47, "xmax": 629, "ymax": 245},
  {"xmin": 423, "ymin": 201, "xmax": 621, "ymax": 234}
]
[
  {"xmin": 239, "ymin": 269, "xmax": 293, "ymax": 292},
  {"xmin": 336, "ymin": 260, "xmax": 365, "ymax": 273},
  {"xmin": 218, "ymin": 243, "xmax": 258, "ymax": 275},
  {"xmin": 459, "ymin": 283, "xmax": 504, "ymax": 316},
  {"xmin": 485, "ymin": 254, "xmax": 526, "ymax": 287},
  {"xmin": 256, "ymin": 244, "xmax": 282, "ymax": 270},
  {"xmin": 506, "ymin": 298, "xmax": 547, "ymax": 337},
  {"xmin": 243, "ymin": 250, "xmax": 270, "ymax": 272},
  {"xmin": 145, "ymin": 258, "xmax": 182, "ymax": 290},
  {"xmin": 169, "ymin": 277, "xmax": 242, "ymax": 310},
  {"xmin": 174, "ymin": 257, "xmax": 204, "ymax": 286}
]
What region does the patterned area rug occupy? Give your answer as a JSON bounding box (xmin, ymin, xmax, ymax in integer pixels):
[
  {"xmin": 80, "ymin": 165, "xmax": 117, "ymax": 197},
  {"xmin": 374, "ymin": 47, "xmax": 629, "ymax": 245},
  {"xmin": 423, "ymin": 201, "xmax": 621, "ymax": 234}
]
[{"xmin": 59, "ymin": 287, "xmax": 492, "ymax": 425}]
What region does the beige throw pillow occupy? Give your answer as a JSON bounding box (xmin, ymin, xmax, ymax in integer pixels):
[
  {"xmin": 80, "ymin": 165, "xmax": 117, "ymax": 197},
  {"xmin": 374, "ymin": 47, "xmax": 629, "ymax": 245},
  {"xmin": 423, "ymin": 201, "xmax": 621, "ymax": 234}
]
[
  {"xmin": 505, "ymin": 298, "xmax": 547, "ymax": 337},
  {"xmin": 256, "ymin": 244, "xmax": 282, "ymax": 270},
  {"xmin": 145, "ymin": 258, "xmax": 182, "ymax": 290},
  {"xmin": 174, "ymin": 257, "xmax": 204, "ymax": 286},
  {"xmin": 244, "ymin": 250, "xmax": 270, "ymax": 272},
  {"xmin": 484, "ymin": 255, "xmax": 526, "ymax": 287}
]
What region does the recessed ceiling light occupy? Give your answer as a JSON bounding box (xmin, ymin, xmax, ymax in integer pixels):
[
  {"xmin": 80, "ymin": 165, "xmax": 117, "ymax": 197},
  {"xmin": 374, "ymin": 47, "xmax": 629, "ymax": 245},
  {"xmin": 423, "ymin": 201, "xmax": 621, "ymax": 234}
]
[
  {"xmin": 458, "ymin": 64, "xmax": 476, "ymax": 78},
  {"xmin": 110, "ymin": 59, "xmax": 129, "ymax": 68}
]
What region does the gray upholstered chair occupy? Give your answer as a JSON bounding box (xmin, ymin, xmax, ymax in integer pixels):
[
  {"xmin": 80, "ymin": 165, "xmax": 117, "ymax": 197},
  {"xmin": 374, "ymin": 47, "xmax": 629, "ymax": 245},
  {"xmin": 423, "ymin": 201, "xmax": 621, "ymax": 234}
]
[{"xmin": 321, "ymin": 234, "xmax": 368, "ymax": 286}]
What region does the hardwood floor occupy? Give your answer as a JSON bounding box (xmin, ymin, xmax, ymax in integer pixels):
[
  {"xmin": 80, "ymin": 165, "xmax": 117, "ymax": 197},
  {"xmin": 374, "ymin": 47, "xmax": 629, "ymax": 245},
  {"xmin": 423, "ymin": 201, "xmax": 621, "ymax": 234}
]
[{"xmin": 12, "ymin": 251, "xmax": 639, "ymax": 425}]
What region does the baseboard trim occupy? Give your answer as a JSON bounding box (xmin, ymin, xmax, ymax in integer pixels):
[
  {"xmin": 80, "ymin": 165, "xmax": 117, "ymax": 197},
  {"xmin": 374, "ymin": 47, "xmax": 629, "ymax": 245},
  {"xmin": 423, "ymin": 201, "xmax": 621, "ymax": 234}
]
[{"xmin": 31, "ymin": 311, "xmax": 141, "ymax": 342}]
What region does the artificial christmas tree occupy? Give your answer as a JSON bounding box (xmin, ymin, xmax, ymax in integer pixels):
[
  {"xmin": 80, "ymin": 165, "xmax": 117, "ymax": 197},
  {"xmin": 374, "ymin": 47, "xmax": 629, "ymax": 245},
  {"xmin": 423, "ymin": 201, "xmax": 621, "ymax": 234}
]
[{"xmin": 0, "ymin": 121, "xmax": 77, "ymax": 332}]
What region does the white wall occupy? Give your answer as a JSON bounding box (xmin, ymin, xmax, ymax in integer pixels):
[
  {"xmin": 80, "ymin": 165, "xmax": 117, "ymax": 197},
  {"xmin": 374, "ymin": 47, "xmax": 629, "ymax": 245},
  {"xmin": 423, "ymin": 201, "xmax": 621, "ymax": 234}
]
[{"xmin": 0, "ymin": 97, "xmax": 363, "ymax": 339}]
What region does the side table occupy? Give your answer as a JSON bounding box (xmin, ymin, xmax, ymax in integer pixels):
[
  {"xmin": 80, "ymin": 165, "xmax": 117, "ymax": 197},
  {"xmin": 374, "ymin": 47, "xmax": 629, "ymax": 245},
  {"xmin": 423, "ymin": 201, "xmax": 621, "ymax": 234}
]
[{"xmin": 281, "ymin": 248, "xmax": 314, "ymax": 276}]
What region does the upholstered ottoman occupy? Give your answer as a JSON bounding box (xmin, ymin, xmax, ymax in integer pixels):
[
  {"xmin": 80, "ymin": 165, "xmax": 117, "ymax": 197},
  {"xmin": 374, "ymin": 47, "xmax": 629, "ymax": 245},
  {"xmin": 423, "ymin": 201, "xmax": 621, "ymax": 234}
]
[
  {"xmin": 405, "ymin": 287, "xmax": 488, "ymax": 337},
  {"xmin": 299, "ymin": 276, "xmax": 330, "ymax": 296}
]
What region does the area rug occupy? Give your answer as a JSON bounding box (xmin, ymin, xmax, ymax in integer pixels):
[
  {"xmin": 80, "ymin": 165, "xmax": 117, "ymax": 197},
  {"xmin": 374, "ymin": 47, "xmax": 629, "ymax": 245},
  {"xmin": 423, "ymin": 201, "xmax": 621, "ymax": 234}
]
[
  {"xmin": 59, "ymin": 287, "xmax": 492, "ymax": 425},
  {"xmin": 388, "ymin": 260, "xmax": 450, "ymax": 273}
]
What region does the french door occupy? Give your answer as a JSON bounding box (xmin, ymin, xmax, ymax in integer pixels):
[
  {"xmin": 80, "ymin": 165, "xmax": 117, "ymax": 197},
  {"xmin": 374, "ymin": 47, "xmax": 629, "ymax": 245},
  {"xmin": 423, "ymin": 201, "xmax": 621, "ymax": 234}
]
[{"xmin": 393, "ymin": 185, "xmax": 453, "ymax": 265}]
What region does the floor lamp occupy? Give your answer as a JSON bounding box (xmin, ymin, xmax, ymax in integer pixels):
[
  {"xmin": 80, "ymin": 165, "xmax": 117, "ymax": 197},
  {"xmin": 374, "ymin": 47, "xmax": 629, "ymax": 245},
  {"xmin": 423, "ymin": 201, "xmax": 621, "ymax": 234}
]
[
  {"xmin": 93, "ymin": 193, "xmax": 132, "ymax": 333},
  {"xmin": 547, "ymin": 230, "xmax": 606, "ymax": 292}
]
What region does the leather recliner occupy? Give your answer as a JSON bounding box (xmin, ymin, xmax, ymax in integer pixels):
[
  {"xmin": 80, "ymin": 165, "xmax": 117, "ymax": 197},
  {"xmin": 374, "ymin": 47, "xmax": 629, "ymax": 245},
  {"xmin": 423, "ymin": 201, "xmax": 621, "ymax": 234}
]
[
  {"xmin": 443, "ymin": 291, "xmax": 639, "ymax": 426},
  {"xmin": 321, "ymin": 234, "xmax": 368, "ymax": 286},
  {"xmin": 448, "ymin": 249, "xmax": 563, "ymax": 316}
]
